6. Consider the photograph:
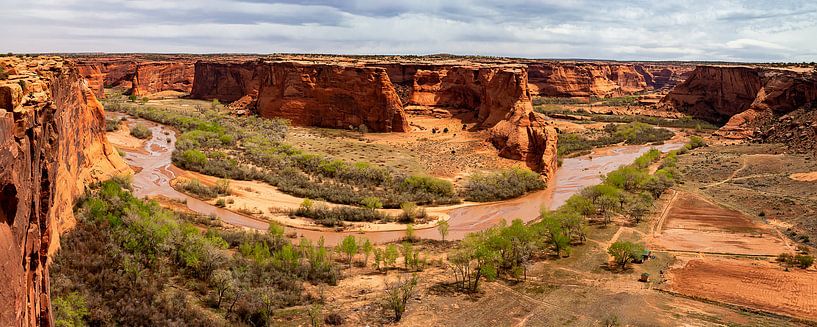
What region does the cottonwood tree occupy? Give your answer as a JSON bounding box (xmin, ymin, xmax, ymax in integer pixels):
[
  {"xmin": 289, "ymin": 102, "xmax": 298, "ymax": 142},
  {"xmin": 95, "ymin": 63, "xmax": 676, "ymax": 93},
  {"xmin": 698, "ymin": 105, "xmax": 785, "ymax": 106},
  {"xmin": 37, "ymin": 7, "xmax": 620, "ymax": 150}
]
[
  {"xmin": 210, "ymin": 269, "xmax": 235, "ymax": 309},
  {"xmin": 383, "ymin": 274, "xmax": 419, "ymax": 322},
  {"xmin": 623, "ymin": 195, "xmax": 652, "ymax": 224},
  {"xmin": 385, "ymin": 244, "xmax": 399, "ymax": 268},
  {"xmin": 361, "ymin": 238, "xmax": 373, "ymax": 266},
  {"xmin": 373, "ymin": 248, "xmax": 384, "ymax": 270},
  {"xmin": 436, "ymin": 220, "xmax": 450, "ymax": 241},
  {"xmin": 607, "ymin": 241, "xmax": 644, "ymax": 271},
  {"xmin": 339, "ymin": 236, "xmax": 358, "ymax": 266}
]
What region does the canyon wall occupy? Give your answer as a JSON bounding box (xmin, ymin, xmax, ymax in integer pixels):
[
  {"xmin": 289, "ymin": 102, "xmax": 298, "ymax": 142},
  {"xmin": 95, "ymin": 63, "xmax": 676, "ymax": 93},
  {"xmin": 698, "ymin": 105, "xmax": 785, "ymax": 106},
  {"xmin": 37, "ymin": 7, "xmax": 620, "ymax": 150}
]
[
  {"xmin": 368, "ymin": 63, "xmax": 558, "ymax": 173},
  {"xmin": 131, "ymin": 61, "xmax": 195, "ymax": 96},
  {"xmin": 191, "ymin": 60, "xmax": 409, "ymax": 132},
  {"xmin": 526, "ymin": 63, "xmax": 648, "ymax": 97},
  {"xmin": 658, "ymin": 66, "xmax": 764, "ymax": 124},
  {"xmin": 0, "ymin": 57, "xmax": 130, "ymax": 326},
  {"xmin": 659, "ymin": 66, "xmax": 817, "ymax": 148},
  {"xmin": 75, "ymin": 58, "xmax": 194, "ymax": 97}
]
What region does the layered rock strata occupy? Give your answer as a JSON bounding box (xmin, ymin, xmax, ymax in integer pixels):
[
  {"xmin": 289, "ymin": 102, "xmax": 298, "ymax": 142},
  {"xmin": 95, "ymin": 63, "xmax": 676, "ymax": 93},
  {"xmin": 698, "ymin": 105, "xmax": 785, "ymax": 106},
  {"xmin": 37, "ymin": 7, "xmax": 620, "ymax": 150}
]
[
  {"xmin": 76, "ymin": 58, "xmax": 194, "ymax": 97},
  {"xmin": 0, "ymin": 56, "xmax": 130, "ymax": 326},
  {"xmin": 191, "ymin": 60, "xmax": 409, "ymax": 132},
  {"xmin": 659, "ymin": 66, "xmax": 817, "ymax": 146}
]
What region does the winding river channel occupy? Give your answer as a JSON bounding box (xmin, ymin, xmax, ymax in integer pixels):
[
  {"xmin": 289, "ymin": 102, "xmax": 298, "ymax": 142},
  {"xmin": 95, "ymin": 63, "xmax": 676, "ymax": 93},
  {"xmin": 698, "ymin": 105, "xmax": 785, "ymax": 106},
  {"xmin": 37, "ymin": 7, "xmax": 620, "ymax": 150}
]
[{"xmin": 110, "ymin": 113, "xmax": 684, "ymax": 245}]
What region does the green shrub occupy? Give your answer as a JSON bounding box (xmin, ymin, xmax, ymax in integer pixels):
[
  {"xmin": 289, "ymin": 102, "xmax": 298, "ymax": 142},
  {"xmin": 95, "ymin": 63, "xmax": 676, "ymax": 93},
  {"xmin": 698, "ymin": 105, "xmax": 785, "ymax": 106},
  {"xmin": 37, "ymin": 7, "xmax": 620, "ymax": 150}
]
[
  {"xmin": 464, "ymin": 167, "xmax": 546, "ymax": 201},
  {"xmin": 400, "ymin": 175, "xmax": 454, "ymax": 197},
  {"xmin": 129, "ymin": 123, "xmax": 152, "ymax": 139},
  {"xmin": 292, "ymin": 203, "xmax": 392, "ymax": 226},
  {"xmin": 105, "ymin": 118, "xmax": 121, "ymax": 132},
  {"xmin": 178, "ymin": 179, "xmax": 230, "ymax": 199}
]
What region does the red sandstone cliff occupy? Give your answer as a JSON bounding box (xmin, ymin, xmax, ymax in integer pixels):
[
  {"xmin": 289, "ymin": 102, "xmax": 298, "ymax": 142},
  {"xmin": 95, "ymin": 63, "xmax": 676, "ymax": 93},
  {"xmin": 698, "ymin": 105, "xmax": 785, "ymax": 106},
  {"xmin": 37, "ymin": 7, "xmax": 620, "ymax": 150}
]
[
  {"xmin": 191, "ymin": 60, "xmax": 410, "ymax": 132},
  {"xmin": 76, "ymin": 59, "xmax": 137, "ymax": 98},
  {"xmin": 658, "ymin": 66, "xmax": 764, "ymax": 124},
  {"xmin": 131, "ymin": 61, "xmax": 195, "ymax": 96},
  {"xmin": 0, "ymin": 56, "xmax": 130, "ymax": 326},
  {"xmin": 75, "ymin": 58, "xmax": 194, "ymax": 97},
  {"xmin": 367, "ymin": 63, "xmax": 558, "ymax": 173},
  {"xmin": 659, "ymin": 66, "xmax": 817, "ymax": 147},
  {"xmin": 526, "ymin": 63, "xmax": 648, "ymax": 97}
]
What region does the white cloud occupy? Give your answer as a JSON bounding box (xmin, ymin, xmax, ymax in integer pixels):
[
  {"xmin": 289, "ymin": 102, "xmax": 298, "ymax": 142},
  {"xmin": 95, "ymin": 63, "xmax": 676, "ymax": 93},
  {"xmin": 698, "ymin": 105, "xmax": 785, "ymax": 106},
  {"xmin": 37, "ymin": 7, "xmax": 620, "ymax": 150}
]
[{"xmin": 0, "ymin": 0, "xmax": 814, "ymax": 61}]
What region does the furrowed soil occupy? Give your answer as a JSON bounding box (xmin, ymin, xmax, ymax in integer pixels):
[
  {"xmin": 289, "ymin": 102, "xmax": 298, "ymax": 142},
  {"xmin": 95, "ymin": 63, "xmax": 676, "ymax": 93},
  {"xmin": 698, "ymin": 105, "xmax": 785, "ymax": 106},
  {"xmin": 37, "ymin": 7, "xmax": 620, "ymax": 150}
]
[{"xmin": 666, "ymin": 258, "xmax": 817, "ymax": 322}]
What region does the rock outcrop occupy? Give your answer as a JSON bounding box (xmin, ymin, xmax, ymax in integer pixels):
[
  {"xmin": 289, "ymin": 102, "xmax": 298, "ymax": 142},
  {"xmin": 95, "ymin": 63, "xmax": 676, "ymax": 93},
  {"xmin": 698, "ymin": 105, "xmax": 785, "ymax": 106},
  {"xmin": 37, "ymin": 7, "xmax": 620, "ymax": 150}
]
[
  {"xmin": 131, "ymin": 61, "xmax": 195, "ymax": 96},
  {"xmin": 75, "ymin": 58, "xmax": 194, "ymax": 97},
  {"xmin": 658, "ymin": 66, "xmax": 765, "ymax": 124},
  {"xmin": 76, "ymin": 58, "xmax": 137, "ymax": 98},
  {"xmin": 659, "ymin": 65, "xmax": 817, "ymax": 147},
  {"xmin": 0, "ymin": 56, "xmax": 130, "ymax": 326},
  {"xmin": 191, "ymin": 60, "xmax": 410, "ymax": 132},
  {"xmin": 368, "ymin": 63, "xmax": 558, "ymax": 172},
  {"xmin": 526, "ymin": 63, "xmax": 648, "ymax": 97}
]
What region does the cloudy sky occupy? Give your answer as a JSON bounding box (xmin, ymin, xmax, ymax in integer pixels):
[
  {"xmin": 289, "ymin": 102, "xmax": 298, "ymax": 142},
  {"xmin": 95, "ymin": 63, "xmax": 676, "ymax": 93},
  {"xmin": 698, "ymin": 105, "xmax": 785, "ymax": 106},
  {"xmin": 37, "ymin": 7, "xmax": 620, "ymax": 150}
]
[{"xmin": 1, "ymin": 0, "xmax": 816, "ymax": 61}]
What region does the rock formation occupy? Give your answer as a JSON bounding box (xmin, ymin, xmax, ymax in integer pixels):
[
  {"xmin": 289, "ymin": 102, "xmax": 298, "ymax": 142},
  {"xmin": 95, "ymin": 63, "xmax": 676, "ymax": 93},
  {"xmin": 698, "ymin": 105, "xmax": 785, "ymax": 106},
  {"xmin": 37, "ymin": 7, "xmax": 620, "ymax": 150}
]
[
  {"xmin": 191, "ymin": 60, "xmax": 410, "ymax": 132},
  {"xmin": 75, "ymin": 58, "xmax": 194, "ymax": 97},
  {"xmin": 368, "ymin": 63, "xmax": 559, "ymax": 173},
  {"xmin": 0, "ymin": 56, "xmax": 130, "ymax": 326},
  {"xmin": 526, "ymin": 63, "xmax": 648, "ymax": 97},
  {"xmin": 131, "ymin": 61, "xmax": 195, "ymax": 96},
  {"xmin": 76, "ymin": 58, "xmax": 137, "ymax": 98},
  {"xmin": 658, "ymin": 66, "xmax": 764, "ymax": 124},
  {"xmin": 659, "ymin": 65, "xmax": 817, "ymax": 148}
]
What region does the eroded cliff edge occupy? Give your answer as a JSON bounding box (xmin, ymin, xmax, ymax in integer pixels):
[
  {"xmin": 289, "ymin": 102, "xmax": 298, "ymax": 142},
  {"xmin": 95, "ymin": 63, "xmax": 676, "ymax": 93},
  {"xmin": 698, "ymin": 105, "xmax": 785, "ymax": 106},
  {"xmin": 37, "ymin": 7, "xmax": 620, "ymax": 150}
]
[
  {"xmin": 0, "ymin": 56, "xmax": 130, "ymax": 326},
  {"xmin": 659, "ymin": 65, "xmax": 817, "ymax": 151}
]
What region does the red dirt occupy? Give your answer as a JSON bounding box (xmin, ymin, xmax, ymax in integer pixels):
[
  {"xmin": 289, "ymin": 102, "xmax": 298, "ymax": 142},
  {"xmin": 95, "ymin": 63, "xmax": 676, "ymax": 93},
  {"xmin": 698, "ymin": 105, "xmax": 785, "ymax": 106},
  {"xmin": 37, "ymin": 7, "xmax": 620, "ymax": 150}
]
[
  {"xmin": 667, "ymin": 258, "xmax": 817, "ymax": 322},
  {"xmin": 651, "ymin": 192, "xmax": 789, "ymax": 255}
]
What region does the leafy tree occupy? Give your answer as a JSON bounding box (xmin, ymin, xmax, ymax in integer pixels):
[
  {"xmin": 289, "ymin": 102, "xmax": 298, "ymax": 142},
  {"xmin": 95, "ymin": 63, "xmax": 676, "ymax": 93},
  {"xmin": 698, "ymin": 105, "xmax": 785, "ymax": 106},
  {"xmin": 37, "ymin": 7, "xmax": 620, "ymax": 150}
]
[
  {"xmin": 436, "ymin": 219, "xmax": 449, "ymax": 241},
  {"xmin": 401, "ymin": 242, "xmax": 414, "ymax": 269},
  {"xmin": 360, "ymin": 238, "xmax": 373, "ymax": 266},
  {"xmin": 360, "ymin": 196, "xmax": 383, "ymax": 210},
  {"xmin": 405, "ymin": 223, "xmax": 415, "ymax": 241},
  {"xmin": 607, "ymin": 241, "xmax": 644, "ymax": 270},
  {"xmin": 383, "ymin": 274, "xmax": 419, "ymax": 321},
  {"xmin": 373, "ymin": 248, "xmax": 384, "ymax": 270},
  {"xmin": 384, "ymin": 244, "xmax": 399, "ymax": 268},
  {"xmin": 209, "ymin": 269, "xmax": 234, "ymax": 309},
  {"xmin": 539, "ymin": 212, "xmax": 571, "ymax": 257},
  {"xmin": 339, "ymin": 235, "xmax": 358, "ymax": 266},
  {"xmin": 53, "ymin": 292, "xmax": 89, "ymax": 327},
  {"xmin": 623, "ymin": 194, "xmax": 652, "ymax": 224}
]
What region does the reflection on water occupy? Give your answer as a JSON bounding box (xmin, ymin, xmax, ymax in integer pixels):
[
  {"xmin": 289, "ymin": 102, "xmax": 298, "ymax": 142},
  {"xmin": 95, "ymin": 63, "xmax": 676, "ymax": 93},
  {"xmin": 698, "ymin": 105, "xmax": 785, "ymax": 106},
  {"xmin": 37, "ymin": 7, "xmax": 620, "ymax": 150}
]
[{"xmin": 110, "ymin": 113, "xmax": 683, "ymax": 245}]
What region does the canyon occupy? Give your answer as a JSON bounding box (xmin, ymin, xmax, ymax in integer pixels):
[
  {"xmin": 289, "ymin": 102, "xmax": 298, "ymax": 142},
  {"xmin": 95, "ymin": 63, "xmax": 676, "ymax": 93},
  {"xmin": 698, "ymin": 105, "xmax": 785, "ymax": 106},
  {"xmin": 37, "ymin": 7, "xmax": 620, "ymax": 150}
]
[
  {"xmin": 0, "ymin": 56, "xmax": 129, "ymax": 326},
  {"xmin": 2, "ymin": 53, "xmax": 817, "ymax": 326},
  {"xmin": 659, "ymin": 65, "xmax": 817, "ymax": 150}
]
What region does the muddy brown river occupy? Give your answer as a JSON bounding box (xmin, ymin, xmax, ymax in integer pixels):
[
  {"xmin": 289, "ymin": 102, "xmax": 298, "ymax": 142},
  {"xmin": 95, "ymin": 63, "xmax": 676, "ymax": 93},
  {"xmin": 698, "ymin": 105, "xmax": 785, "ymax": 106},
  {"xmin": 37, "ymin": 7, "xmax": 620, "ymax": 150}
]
[{"xmin": 112, "ymin": 113, "xmax": 684, "ymax": 245}]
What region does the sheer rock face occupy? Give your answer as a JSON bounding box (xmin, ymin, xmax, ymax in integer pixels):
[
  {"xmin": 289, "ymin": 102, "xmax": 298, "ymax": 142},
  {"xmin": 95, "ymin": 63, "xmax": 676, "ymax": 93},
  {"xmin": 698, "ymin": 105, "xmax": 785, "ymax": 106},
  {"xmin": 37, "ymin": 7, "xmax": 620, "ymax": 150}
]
[
  {"xmin": 0, "ymin": 56, "xmax": 130, "ymax": 327},
  {"xmin": 659, "ymin": 66, "xmax": 817, "ymax": 143},
  {"xmin": 526, "ymin": 63, "xmax": 648, "ymax": 97},
  {"xmin": 658, "ymin": 66, "xmax": 765, "ymax": 124},
  {"xmin": 190, "ymin": 60, "xmax": 410, "ymax": 132},
  {"xmin": 131, "ymin": 61, "xmax": 195, "ymax": 96},
  {"xmin": 75, "ymin": 59, "xmax": 194, "ymax": 97},
  {"xmin": 76, "ymin": 59, "xmax": 137, "ymax": 98},
  {"xmin": 374, "ymin": 64, "xmax": 558, "ymax": 173}
]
